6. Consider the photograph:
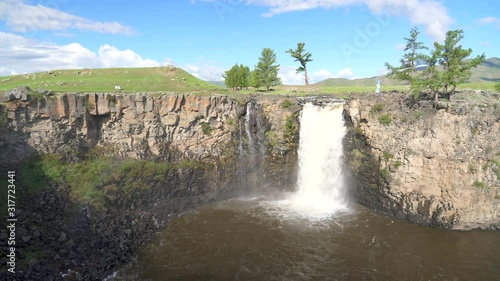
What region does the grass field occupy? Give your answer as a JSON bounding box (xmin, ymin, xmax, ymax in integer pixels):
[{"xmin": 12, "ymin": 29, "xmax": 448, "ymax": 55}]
[
  {"xmin": 0, "ymin": 66, "xmax": 221, "ymax": 93},
  {"xmin": 0, "ymin": 59, "xmax": 498, "ymax": 95}
]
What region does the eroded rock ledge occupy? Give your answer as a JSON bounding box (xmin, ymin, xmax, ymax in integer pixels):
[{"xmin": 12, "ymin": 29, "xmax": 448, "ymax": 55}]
[
  {"xmin": 0, "ymin": 88, "xmax": 300, "ymax": 280},
  {"xmin": 343, "ymin": 92, "xmax": 500, "ymax": 230}
]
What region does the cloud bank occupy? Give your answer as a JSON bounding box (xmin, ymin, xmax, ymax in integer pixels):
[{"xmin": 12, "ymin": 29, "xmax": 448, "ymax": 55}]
[
  {"xmin": 199, "ymin": 0, "xmax": 452, "ymax": 41},
  {"xmin": 0, "ymin": 32, "xmax": 162, "ymax": 76},
  {"xmin": 279, "ymin": 66, "xmax": 356, "ymax": 85},
  {"xmin": 0, "ymin": 0, "xmax": 134, "ymax": 34}
]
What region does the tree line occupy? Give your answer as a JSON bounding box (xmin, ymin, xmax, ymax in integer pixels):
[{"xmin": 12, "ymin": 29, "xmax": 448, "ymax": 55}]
[
  {"xmin": 224, "ymin": 28, "xmax": 489, "ymax": 96},
  {"xmin": 385, "ymin": 28, "xmax": 486, "ymax": 103},
  {"xmin": 223, "ymin": 43, "xmax": 312, "ymax": 91}
]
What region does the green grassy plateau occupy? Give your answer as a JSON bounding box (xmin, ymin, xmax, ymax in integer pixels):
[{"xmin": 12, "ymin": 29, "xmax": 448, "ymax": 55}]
[
  {"xmin": 0, "ymin": 57, "xmax": 498, "ymax": 94},
  {"xmin": 0, "ymin": 66, "xmax": 220, "ymax": 93}
]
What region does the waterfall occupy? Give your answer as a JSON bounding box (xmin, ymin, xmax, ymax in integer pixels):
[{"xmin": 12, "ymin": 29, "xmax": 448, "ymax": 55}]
[
  {"xmin": 237, "ymin": 101, "xmax": 266, "ymax": 194},
  {"xmin": 289, "ymin": 102, "xmax": 348, "ymax": 217}
]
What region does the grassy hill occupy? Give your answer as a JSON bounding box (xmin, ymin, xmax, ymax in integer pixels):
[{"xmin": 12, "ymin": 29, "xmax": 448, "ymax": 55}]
[
  {"xmin": 469, "ymin": 57, "xmax": 500, "ymax": 83},
  {"xmin": 315, "ymin": 57, "xmax": 500, "ymax": 90},
  {"xmin": 1, "ymin": 57, "xmax": 498, "ymax": 94},
  {"xmin": 0, "ymin": 66, "xmax": 222, "ymax": 93}
]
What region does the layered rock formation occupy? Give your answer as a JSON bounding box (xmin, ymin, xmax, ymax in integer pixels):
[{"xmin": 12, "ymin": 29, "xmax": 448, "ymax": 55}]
[
  {"xmin": 0, "ymin": 87, "xmax": 300, "ymax": 280},
  {"xmin": 3, "ymin": 90, "xmax": 239, "ymax": 161},
  {"xmin": 344, "ymin": 92, "xmax": 500, "ymax": 230}
]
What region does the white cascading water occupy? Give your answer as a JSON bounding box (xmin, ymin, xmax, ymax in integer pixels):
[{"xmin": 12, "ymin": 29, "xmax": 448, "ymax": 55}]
[{"xmin": 288, "ymin": 102, "xmax": 348, "ymax": 218}]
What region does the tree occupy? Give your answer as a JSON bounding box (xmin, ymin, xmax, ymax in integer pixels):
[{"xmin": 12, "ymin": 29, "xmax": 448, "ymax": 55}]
[
  {"xmin": 286, "ymin": 42, "xmax": 313, "ymax": 85},
  {"xmin": 250, "ymin": 69, "xmax": 261, "ymax": 89},
  {"xmin": 385, "ymin": 27, "xmax": 428, "ymax": 96},
  {"xmin": 223, "ymin": 64, "xmax": 251, "ymax": 90},
  {"xmin": 255, "ymin": 48, "xmax": 281, "ymax": 91},
  {"xmin": 238, "ymin": 64, "xmax": 251, "ymax": 90},
  {"xmin": 432, "ymin": 30, "xmax": 485, "ymax": 99},
  {"xmin": 222, "ymin": 64, "xmax": 238, "ymax": 90},
  {"xmin": 388, "ymin": 28, "xmax": 485, "ymax": 104}
]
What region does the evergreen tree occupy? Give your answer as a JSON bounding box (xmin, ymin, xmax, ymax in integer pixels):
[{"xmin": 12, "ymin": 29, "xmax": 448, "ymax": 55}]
[
  {"xmin": 387, "ymin": 28, "xmax": 485, "ymax": 104},
  {"xmin": 223, "ymin": 64, "xmax": 251, "ymax": 90},
  {"xmin": 433, "ymin": 29, "xmax": 485, "ymax": 98},
  {"xmin": 286, "ymin": 42, "xmax": 313, "ymax": 85},
  {"xmin": 238, "ymin": 64, "xmax": 251, "ymax": 90},
  {"xmin": 222, "ymin": 64, "xmax": 238, "ymax": 90},
  {"xmin": 250, "ymin": 69, "xmax": 261, "ymax": 89},
  {"xmin": 255, "ymin": 48, "xmax": 281, "ymax": 91},
  {"xmin": 385, "ymin": 27, "xmax": 428, "ymax": 96}
]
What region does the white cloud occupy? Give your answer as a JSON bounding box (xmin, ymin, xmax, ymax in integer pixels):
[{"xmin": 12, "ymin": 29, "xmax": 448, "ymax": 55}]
[
  {"xmin": 278, "ymin": 66, "xmax": 305, "ymax": 85},
  {"xmin": 395, "ymin": 43, "xmax": 406, "ymax": 51},
  {"xmin": 278, "ymin": 66, "xmax": 356, "ymax": 85},
  {"xmin": 0, "ymin": 32, "xmax": 223, "ymax": 82},
  {"xmin": 479, "ymin": 17, "xmax": 498, "ymax": 25},
  {"xmin": 98, "ymin": 45, "xmax": 160, "ymax": 68},
  {"xmin": 184, "ymin": 64, "xmax": 226, "ymax": 81},
  {"xmin": 0, "ymin": 0, "xmax": 134, "ymax": 34},
  {"xmin": 0, "ymin": 32, "xmax": 163, "ymax": 76},
  {"xmin": 201, "ymin": 0, "xmax": 452, "ymax": 41},
  {"xmin": 334, "ymin": 67, "xmax": 356, "ymax": 80},
  {"xmin": 377, "ymin": 68, "xmax": 390, "ymax": 76}
]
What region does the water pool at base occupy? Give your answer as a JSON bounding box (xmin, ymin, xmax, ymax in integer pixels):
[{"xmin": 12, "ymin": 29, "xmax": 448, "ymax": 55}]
[{"xmin": 113, "ymin": 198, "xmax": 500, "ymax": 281}]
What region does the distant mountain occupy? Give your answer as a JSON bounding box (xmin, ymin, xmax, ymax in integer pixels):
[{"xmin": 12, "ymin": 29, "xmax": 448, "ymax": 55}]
[
  {"xmin": 315, "ymin": 57, "xmax": 500, "ymax": 86},
  {"xmin": 208, "ymin": 81, "xmax": 226, "ymax": 87},
  {"xmin": 469, "ymin": 57, "xmax": 500, "ymax": 83}
]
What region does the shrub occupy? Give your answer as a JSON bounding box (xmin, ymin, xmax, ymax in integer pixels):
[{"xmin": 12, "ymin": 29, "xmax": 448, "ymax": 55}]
[
  {"xmin": 200, "ymin": 122, "xmax": 212, "ymax": 136},
  {"xmin": 468, "ymin": 163, "xmax": 477, "ymax": 174},
  {"xmin": 473, "ymin": 181, "xmax": 486, "ymax": 189},
  {"xmin": 495, "ymin": 82, "xmax": 500, "ymax": 92},
  {"xmin": 0, "ymin": 106, "xmax": 7, "ymax": 128},
  {"xmin": 281, "ymin": 99, "xmax": 292, "ymax": 109},
  {"xmin": 394, "ymin": 161, "xmax": 403, "ymax": 168},
  {"xmin": 284, "ymin": 114, "xmax": 299, "ymax": 148},
  {"xmin": 107, "ymin": 94, "xmax": 117, "ymax": 104},
  {"xmin": 370, "ymin": 103, "xmax": 384, "ymax": 115},
  {"xmin": 381, "ymin": 168, "xmax": 392, "ymax": 183},
  {"xmin": 383, "ymin": 151, "xmax": 394, "ymax": 162},
  {"xmin": 378, "ymin": 113, "xmax": 392, "ymax": 125}
]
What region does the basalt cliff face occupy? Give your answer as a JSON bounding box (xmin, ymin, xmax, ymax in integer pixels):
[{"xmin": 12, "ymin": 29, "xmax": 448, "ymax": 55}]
[
  {"xmin": 0, "ymin": 87, "xmax": 299, "ymax": 280},
  {"xmin": 343, "ymin": 92, "xmax": 500, "ymax": 230},
  {"xmin": 1, "ymin": 87, "xmax": 499, "ymax": 279},
  {"xmin": 4, "ymin": 90, "xmax": 241, "ymax": 161}
]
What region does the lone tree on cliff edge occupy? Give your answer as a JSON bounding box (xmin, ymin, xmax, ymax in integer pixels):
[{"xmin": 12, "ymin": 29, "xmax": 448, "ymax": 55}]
[
  {"xmin": 387, "ymin": 28, "xmax": 485, "ymax": 104},
  {"xmin": 385, "ymin": 27, "xmax": 428, "ymax": 96},
  {"xmin": 286, "ymin": 42, "xmax": 313, "ymax": 86},
  {"xmin": 255, "ymin": 48, "xmax": 281, "ymax": 91},
  {"xmin": 424, "ymin": 29, "xmax": 485, "ymax": 103}
]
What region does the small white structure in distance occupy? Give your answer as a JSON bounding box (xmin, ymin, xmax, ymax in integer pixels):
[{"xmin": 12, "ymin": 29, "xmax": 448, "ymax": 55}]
[{"xmin": 114, "ymin": 85, "xmax": 121, "ymax": 91}]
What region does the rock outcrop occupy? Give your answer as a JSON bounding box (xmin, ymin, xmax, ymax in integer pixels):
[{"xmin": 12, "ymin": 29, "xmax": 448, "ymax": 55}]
[
  {"xmin": 0, "ymin": 87, "xmax": 300, "ymax": 280},
  {"xmin": 344, "ymin": 92, "xmax": 500, "ymax": 230},
  {"xmin": 3, "ymin": 90, "xmax": 240, "ymax": 162}
]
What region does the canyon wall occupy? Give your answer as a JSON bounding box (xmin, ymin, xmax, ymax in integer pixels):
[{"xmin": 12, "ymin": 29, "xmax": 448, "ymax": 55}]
[
  {"xmin": 343, "ymin": 92, "xmax": 500, "ymax": 230},
  {"xmin": 0, "ymin": 87, "xmax": 300, "ymax": 280}
]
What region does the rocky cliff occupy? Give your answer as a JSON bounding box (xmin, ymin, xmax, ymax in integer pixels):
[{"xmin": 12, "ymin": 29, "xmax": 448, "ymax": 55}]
[
  {"xmin": 0, "ymin": 87, "xmax": 300, "ymax": 280},
  {"xmin": 343, "ymin": 92, "xmax": 500, "ymax": 230}
]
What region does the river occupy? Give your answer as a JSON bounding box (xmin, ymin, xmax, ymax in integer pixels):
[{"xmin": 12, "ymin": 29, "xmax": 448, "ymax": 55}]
[{"xmin": 113, "ymin": 102, "xmax": 500, "ymax": 281}]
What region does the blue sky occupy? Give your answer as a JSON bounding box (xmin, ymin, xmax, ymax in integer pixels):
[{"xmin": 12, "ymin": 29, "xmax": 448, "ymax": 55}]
[{"xmin": 0, "ymin": 0, "xmax": 498, "ymax": 84}]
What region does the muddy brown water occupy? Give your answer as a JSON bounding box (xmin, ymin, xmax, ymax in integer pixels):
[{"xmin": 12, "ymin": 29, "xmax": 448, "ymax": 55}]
[{"xmin": 112, "ymin": 198, "xmax": 500, "ymax": 281}]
